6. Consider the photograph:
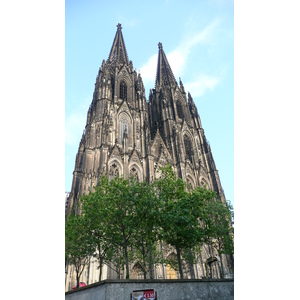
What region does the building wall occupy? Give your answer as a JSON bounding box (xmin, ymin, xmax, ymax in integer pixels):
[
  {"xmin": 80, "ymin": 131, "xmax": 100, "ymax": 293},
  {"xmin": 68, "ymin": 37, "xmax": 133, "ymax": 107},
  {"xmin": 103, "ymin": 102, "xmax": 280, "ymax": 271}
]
[
  {"xmin": 65, "ymin": 243, "xmax": 232, "ymax": 292},
  {"xmin": 65, "ymin": 279, "xmax": 234, "ymax": 300}
]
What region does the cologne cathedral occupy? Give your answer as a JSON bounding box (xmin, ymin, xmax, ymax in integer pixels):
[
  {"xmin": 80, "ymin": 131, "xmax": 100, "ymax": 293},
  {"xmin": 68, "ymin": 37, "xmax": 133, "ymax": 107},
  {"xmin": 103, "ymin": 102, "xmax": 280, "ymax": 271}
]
[{"xmin": 65, "ymin": 24, "xmax": 232, "ymax": 290}]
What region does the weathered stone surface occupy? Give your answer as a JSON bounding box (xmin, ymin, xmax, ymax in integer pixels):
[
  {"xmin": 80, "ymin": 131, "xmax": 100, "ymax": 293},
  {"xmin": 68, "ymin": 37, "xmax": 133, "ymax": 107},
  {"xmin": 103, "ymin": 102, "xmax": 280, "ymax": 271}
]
[{"xmin": 65, "ymin": 279, "xmax": 234, "ymax": 300}]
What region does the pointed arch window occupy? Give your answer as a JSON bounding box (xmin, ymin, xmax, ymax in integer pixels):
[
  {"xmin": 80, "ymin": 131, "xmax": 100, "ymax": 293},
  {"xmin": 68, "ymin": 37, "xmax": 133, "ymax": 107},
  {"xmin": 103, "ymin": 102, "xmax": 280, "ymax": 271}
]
[
  {"xmin": 176, "ymin": 101, "xmax": 184, "ymax": 119},
  {"xmin": 186, "ymin": 177, "xmax": 194, "ymax": 190},
  {"xmin": 109, "ymin": 163, "xmax": 120, "ymax": 181},
  {"xmin": 184, "ymin": 134, "xmax": 193, "ymax": 163},
  {"xmin": 119, "ymin": 119, "xmax": 129, "ymax": 143},
  {"xmin": 131, "ymin": 263, "xmax": 144, "ymax": 279},
  {"xmin": 129, "ymin": 167, "xmax": 139, "ymax": 181},
  {"xmin": 111, "ymin": 77, "xmax": 115, "ymax": 99},
  {"xmin": 119, "ymin": 112, "xmax": 131, "ymax": 144},
  {"xmin": 120, "ymin": 81, "xmax": 127, "ymax": 100}
]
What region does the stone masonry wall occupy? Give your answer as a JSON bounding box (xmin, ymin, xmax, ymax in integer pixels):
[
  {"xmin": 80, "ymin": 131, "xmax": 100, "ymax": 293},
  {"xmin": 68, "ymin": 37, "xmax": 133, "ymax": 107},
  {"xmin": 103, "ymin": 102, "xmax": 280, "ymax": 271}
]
[{"xmin": 65, "ymin": 279, "xmax": 234, "ymax": 300}]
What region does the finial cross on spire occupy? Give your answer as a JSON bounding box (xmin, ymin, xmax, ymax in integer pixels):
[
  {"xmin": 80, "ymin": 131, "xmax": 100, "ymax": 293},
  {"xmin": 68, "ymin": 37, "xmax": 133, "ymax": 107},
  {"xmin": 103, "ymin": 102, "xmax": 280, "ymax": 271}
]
[
  {"xmin": 158, "ymin": 42, "xmax": 163, "ymax": 49},
  {"xmin": 117, "ymin": 23, "xmax": 122, "ymax": 30}
]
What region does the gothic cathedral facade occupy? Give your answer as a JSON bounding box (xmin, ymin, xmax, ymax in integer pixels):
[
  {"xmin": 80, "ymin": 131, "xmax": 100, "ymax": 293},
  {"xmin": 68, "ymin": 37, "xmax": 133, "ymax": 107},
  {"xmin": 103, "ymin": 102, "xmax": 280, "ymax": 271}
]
[
  {"xmin": 66, "ymin": 23, "xmax": 225, "ymax": 215},
  {"xmin": 65, "ymin": 24, "xmax": 231, "ymax": 290}
]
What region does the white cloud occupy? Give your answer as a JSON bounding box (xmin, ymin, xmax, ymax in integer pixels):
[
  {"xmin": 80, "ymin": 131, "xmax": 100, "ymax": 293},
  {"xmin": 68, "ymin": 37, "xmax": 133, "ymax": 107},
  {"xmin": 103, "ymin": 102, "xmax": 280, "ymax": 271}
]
[
  {"xmin": 139, "ymin": 54, "xmax": 157, "ymax": 88},
  {"xmin": 139, "ymin": 19, "xmax": 219, "ymax": 91},
  {"xmin": 174, "ymin": 19, "xmax": 220, "ymax": 76},
  {"xmin": 167, "ymin": 49, "xmax": 185, "ymax": 78},
  {"xmin": 185, "ymin": 74, "xmax": 220, "ymax": 98}
]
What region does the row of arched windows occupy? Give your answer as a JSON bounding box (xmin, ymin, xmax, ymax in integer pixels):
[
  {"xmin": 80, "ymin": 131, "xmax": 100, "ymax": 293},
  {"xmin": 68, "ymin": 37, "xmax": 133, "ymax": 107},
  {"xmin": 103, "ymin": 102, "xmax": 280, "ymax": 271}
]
[{"xmin": 108, "ymin": 162, "xmax": 140, "ymax": 181}]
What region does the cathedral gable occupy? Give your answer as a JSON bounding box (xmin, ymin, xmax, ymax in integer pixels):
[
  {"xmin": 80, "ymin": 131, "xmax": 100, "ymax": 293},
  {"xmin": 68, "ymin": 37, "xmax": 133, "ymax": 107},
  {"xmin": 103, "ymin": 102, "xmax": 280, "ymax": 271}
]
[
  {"xmin": 118, "ymin": 65, "xmax": 132, "ymax": 85},
  {"xmin": 185, "ymin": 162, "xmax": 193, "ymax": 176},
  {"xmin": 128, "ymin": 148, "xmax": 143, "ymax": 181},
  {"xmin": 128, "ymin": 148, "xmax": 142, "ymax": 166},
  {"xmin": 199, "ymin": 173, "xmax": 211, "ymax": 189},
  {"xmin": 181, "ymin": 120, "xmax": 192, "ymax": 136},
  {"xmin": 117, "ymin": 100, "xmax": 132, "ymax": 117},
  {"xmin": 151, "ymin": 130, "xmax": 171, "ymax": 160},
  {"xmin": 108, "ymin": 143, "xmax": 122, "ymax": 160},
  {"xmin": 158, "ymin": 151, "xmax": 167, "ymax": 165}
]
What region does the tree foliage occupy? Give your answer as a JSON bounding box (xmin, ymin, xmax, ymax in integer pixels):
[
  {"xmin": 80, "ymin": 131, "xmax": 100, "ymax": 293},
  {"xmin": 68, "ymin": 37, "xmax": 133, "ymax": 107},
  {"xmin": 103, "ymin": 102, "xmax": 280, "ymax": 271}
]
[
  {"xmin": 154, "ymin": 164, "xmax": 217, "ymax": 278},
  {"xmin": 65, "ymin": 164, "xmax": 234, "ymax": 281},
  {"xmin": 65, "ymin": 214, "xmax": 94, "ymax": 288},
  {"xmin": 205, "ymin": 198, "xmax": 234, "ymax": 278}
]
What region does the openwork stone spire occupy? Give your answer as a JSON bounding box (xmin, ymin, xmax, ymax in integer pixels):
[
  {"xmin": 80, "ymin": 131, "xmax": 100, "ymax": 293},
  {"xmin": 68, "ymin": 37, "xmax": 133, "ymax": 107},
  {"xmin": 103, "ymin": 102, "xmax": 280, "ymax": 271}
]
[
  {"xmin": 155, "ymin": 42, "xmax": 177, "ymax": 89},
  {"xmin": 108, "ymin": 23, "xmax": 129, "ymax": 65}
]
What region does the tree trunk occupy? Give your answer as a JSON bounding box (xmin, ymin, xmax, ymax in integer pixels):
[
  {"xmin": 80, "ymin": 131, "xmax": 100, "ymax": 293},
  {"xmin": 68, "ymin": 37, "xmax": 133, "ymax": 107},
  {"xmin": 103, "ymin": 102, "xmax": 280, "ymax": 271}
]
[
  {"xmin": 98, "ymin": 244, "xmax": 102, "ymax": 282},
  {"xmin": 219, "ymin": 254, "xmax": 224, "ymax": 279},
  {"xmin": 76, "ymin": 267, "xmax": 80, "ymax": 288},
  {"xmin": 149, "ymin": 250, "xmax": 154, "ymax": 279},
  {"xmin": 141, "ymin": 243, "xmax": 147, "ymax": 279},
  {"xmin": 187, "ymin": 249, "xmax": 195, "ymax": 279},
  {"xmin": 99, "ymin": 259, "xmax": 103, "ymax": 282},
  {"xmin": 124, "ymin": 244, "xmax": 130, "ymax": 279},
  {"xmin": 176, "ymin": 247, "xmax": 184, "ymax": 279},
  {"xmin": 143, "ymin": 252, "xmax": 147, "ymax": 279}
]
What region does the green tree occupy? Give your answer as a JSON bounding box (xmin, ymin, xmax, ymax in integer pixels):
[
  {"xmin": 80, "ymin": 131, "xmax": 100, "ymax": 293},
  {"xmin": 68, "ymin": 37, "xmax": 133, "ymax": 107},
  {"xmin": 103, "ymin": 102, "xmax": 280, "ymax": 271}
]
[
  {"xmin": 206, "ymin": 199, "xmax": 234, "ymax": 278},
  {"xmin": 106, "ymin": 245, "xmax": 126, "ymax": 279},
  {"xmin": 79, "ymin": 175, "xmax": 162, "ymax": 280},
  {"xmin": 65, "ymin": 214, "xmax": 94, "ymax": 288},
  {"xmin": 80, "ymin": 177, "xmax": 112, "ymax": 281},
  {"xmin": 99, "ymin": 176, "xmax": 146, "ymax": 279},
  {"xmin": 130, "ymin": 179, "xmax": 162, "ymax": 279},
  {"xmin": 154, "ymin": 165, "xmax": 216, "ymax": 279}
]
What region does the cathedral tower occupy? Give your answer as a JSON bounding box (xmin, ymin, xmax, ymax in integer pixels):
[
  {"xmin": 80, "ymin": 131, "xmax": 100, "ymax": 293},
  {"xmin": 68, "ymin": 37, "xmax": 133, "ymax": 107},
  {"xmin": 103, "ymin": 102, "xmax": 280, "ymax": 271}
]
[
  {"xmin": 66, "ymin": 24, "xmax": 225, "ymax": 215},
  {"xmin": 67, "ymin": 24, "xmax": 149, "ymax": 214},
  {"xmin": 65, "ymin": 24, "xmax": 232, "ymax": 289}
]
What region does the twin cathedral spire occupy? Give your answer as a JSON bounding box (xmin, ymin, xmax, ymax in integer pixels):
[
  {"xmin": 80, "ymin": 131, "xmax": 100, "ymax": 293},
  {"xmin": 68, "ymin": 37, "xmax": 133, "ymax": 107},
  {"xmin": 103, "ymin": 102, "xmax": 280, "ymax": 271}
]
[{"xmin": 66, "ymin": 24, "xmax": 225, "ymax": 215}]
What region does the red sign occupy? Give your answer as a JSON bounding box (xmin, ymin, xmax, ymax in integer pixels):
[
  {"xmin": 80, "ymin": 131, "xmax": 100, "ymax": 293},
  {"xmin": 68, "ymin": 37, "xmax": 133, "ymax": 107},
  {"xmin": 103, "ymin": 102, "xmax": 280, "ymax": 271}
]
[
  {"xmin": 143, "ymin": 289, "xmax": 155, "ymax": 299},
  {"xmin": 131, "ymin": 289, "xmax": 156, "ymax": 300}
]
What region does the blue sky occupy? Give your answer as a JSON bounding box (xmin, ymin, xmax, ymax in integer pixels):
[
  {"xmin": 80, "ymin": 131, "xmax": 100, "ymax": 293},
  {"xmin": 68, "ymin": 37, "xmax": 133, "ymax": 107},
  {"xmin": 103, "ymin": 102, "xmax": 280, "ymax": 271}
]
[{"xmin": 65, "ymin": 0, "xmax": 234, "ymax": 206}]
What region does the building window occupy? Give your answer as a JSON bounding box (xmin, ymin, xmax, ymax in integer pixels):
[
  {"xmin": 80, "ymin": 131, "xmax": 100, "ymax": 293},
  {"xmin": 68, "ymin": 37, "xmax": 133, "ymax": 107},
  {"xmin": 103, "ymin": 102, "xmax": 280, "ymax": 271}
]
[
  {"xmin": 184, "ymin": 134, "xmax": 193, "ymax": 163},
  {"xmin": 187, "ymin": 177, "xmax": 193, "ymax": 190},
  {"xmin": 120, "ymin": 81, "xmax": 127, "ymax": 100},
  {"xmin": 176, "ymin": 101, "xmax": 184, "ymax": 119},
  {"xmin": 109, "ymin": 163, "xmax": 120, "ymax": 180},
  {"xmin": 119, "ymin": 119, "xmax": 129, "ymax": 142},
  {"xmin": 131, "ymin": 263, "xmax": 144, "ymax": 279},
  {"xmin": 130, "ymin": 167, "xmax": 139, "ymax": 181}
]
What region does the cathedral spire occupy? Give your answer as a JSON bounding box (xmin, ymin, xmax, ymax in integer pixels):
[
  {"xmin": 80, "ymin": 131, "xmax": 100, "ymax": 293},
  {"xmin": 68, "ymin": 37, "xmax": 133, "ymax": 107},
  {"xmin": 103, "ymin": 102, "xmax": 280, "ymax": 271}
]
[
  {"xmin": 108, "ymin": 23, "xmax": 129, "ymax": 65},
  {"xmin": 155, "ymin": 42, "xmax": 177, "ymax": 89}
]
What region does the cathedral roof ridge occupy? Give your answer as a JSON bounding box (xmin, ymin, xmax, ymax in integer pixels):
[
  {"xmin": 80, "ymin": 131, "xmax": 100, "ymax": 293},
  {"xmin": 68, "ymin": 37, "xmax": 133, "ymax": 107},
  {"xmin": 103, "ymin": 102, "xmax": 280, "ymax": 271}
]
[{"xmin": 107, "ymin": 23, "xmax": 129, "ymax": 66}]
